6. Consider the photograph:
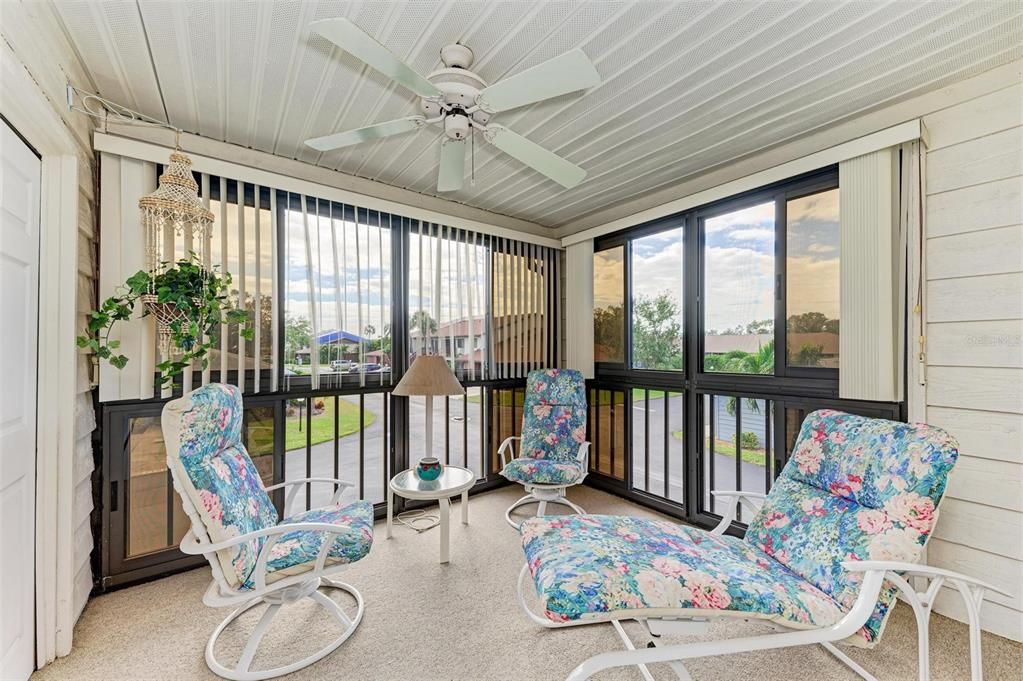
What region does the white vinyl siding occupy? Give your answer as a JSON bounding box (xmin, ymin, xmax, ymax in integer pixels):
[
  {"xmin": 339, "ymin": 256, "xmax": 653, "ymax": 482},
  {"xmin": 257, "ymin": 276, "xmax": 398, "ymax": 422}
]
[
  {"xmin": 922, "ymin": 79, "xmax": 1023, "ymax": 642},
  {"xmin": 1, "ymin": 0, "xmax": 99, "ymax": 654}
]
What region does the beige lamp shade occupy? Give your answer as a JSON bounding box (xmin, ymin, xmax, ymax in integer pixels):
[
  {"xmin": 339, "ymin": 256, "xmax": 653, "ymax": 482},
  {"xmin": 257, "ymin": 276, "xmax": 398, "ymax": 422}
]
[{"xmin": 391, "ymin": 355, "xmax": 464, "ymax": 396}]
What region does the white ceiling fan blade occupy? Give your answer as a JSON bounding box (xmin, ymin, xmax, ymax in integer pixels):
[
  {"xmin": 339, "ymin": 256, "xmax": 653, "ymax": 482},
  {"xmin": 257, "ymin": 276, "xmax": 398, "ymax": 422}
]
[
  {"xmin": 476, "ymin": 49, "xmax": 600, "ymax": 113},
  {"xmin": 437, "ymin": 139, "xmax": 465, "ymax": 192},
  {"xmin": 486, "ymin": 126, "xmax": 585, "ymax": 189},
  {"xmin": 311, "ymin": 18, "xmax": 441, "ymax": 98},
  {"xmin": 305, "ymin": 117, "xmax": 425, "ymax": 151}
]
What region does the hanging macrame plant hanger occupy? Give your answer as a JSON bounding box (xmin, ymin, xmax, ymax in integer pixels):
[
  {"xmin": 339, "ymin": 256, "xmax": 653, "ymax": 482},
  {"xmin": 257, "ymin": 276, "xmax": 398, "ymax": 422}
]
[{"xmin": 138, "ymin": 147, "xmax": 214, "ymax": 355}]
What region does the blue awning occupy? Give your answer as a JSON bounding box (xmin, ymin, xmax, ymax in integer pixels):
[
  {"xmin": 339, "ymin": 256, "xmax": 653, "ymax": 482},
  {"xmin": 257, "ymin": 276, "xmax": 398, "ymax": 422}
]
[{"xmin": 316, "ymin": 329, "xmax": 367, "ymax": 345}]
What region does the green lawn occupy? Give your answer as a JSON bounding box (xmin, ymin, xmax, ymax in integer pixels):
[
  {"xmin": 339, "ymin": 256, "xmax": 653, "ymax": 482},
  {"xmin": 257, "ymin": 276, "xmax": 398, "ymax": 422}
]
[
  {"xmin": 285, "ymin": 397, "xmax": 375, "ymax": 451},
  {"xmin": 671, "ymin": 430, "xmax": 766, "ymax": 466},
  {"xmin": 631, "ymin": 388, "xmax": 683, "ymax": 400}
]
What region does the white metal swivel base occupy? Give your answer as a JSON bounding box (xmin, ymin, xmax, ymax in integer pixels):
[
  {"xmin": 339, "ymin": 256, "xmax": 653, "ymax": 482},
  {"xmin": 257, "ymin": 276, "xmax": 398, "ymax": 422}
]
[
  {"xmin": 205, "ymin": 577, "xmax": 364, "ymax": 681},
  {"xmin": 505, "ymin": 486, "xmax": 586, "ymax": 530}
]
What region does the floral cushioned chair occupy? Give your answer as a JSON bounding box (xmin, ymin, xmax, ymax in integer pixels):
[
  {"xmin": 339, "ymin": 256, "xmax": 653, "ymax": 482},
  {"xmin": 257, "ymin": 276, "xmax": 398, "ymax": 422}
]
[
  {"xmin": 499, "ymin": 368, "xmax": 591, "ymax": 529},
  {"xmin": 516, "ymin": 410, "xmax": 1009, "ymax": 681},
  {"xmin": 163, "ymin": 383, "xmax": 373, "ymax": 681}
]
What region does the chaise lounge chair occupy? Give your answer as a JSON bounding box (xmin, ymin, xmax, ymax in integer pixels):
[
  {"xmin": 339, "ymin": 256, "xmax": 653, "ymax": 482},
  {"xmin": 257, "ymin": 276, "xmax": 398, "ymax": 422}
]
[{"xmin": 516, "ymin": 409, "xmax": 1009, "ymax": 681}]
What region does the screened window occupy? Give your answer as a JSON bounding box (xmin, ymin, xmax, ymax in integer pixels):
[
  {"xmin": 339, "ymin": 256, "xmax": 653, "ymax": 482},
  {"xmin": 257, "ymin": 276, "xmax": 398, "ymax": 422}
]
[
  {"xmin": 206, "ymin": 181, "xmax": 274, "ymax": 376},
  {"xmin": 702, "ymin": 201, "xmax": 775, "ymax": 375},
  {"xmin": 408, "ymin": 224, "xmax": 488, "ymax": 380},
  {"xmin": 631, "ymin": 228, "xmax": 683, "ymax": 371},
  {"xmin": 785, "ymin": 188, "xmax": 840, "ymax": 369},
  {"xmin": 283, "ymin": 197, "xmax": 392, "ymax": 389},
  {"xmin": 593, "ymin": 246, "xmax": 625, "ymax": 363}
]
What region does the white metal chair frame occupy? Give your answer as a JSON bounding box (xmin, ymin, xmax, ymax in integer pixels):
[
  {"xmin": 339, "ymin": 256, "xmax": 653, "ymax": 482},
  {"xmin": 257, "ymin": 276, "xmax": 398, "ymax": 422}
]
[
  {"xmin": 172, "ymin": 471, "xmax": 368, "ymax": 681},
  {"xmin": 499, "ymin": 435, "xmax": 591, "ymax": 529},
  {"xmin": 517, "ymin": 491, "xmax": 1010, "ymax": 681}
]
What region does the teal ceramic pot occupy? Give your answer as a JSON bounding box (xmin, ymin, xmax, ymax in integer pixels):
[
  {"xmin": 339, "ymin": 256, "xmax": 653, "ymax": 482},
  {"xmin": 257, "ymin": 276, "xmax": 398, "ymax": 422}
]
[{"xmin": 416, "ymin": 457, "xmax": 442, "ymax": 481}]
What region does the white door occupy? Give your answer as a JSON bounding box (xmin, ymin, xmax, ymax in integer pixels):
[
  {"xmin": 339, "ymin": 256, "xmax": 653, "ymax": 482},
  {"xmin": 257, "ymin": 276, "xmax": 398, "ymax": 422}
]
[{"xmin": 0, "ymin": 120, "xmax": 41, "ymax": 680}]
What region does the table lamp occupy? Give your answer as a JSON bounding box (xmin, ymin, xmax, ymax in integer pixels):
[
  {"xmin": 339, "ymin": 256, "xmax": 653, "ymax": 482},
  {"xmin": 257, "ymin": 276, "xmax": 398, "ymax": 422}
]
[{"xmin": 392, "ymin": 355, "xmax": 464, "ymax": 478}]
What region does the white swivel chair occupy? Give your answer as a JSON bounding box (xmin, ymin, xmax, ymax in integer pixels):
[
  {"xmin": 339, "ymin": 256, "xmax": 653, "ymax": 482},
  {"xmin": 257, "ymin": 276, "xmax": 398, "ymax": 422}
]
[
  {"xmin": 499, "ymin": 368, "xmax": 591, "ymax": 529},
  {"xmin": 162, "ymin": 383, "xmax": 373, "ymax": 680}
]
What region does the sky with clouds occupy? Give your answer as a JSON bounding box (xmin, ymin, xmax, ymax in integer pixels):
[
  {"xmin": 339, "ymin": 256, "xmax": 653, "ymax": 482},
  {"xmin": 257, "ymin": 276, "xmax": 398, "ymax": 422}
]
[
  {"xmin": 214, "ymin": 188, "xmax": 838, "ymax": 347},
  {"xmin": 595, "ymin": 188, "xmax": 839, "ymax": 335},
  {"xmin": 281, "ymin": 212, "xmax": 538, "ymax": 339}
]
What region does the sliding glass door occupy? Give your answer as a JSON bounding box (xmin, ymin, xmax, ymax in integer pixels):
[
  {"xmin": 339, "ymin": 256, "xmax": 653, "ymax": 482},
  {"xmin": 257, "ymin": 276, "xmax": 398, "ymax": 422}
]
[{"xmin": 589, "ymin": 166, "xmax": 901, "ymax": 530}]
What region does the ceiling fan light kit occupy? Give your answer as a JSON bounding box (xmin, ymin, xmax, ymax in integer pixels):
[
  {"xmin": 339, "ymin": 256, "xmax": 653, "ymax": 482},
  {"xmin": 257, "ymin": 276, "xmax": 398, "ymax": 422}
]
[{"xmin": 306, "ymin": 18, "xmax": 600, "ymax": 192}]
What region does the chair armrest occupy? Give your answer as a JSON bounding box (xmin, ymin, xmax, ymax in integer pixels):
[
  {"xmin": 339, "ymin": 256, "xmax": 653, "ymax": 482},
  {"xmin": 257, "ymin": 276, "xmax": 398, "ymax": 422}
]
[
  {"xmin": 263, "ymin": 477, "xmax": 356, "ymax": 518},
  {"xmin": 497, "ymin": 436, "xmax": 521, "ymax": 470},
  {"xmin": 180, "ymin": 519, "xmax": 356, "ymax": 592},
  {"xmin": 709, "ymin": 491, "xmax": 766, "ymax": 536},
  {"xmin": 575, "ymin": 441, "xmax": 591, "ymax": 477},
  {"xmin": 842, "ymin": 558, "xmax": 1009, "ymax": 680},
  {"xmin": 842, "ymin": 561, "xmax": 1012, "ymax": 598},
  {"xmin": 179, "ymin": 521, "xmax": 348, "ymax": 555}
]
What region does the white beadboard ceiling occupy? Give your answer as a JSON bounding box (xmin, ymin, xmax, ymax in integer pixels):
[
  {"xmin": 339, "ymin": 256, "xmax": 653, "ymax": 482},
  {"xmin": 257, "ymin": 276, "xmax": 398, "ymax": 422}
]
[{"xmin": 53, "ymin": 1, "xmax": 1023, "ymax": 229}]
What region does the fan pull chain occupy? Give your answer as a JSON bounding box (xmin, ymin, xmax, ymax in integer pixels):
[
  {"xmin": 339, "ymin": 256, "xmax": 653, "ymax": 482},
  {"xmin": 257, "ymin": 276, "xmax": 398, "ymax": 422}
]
[{"xmin": 471, "ymin": 125, "xmax": 476, "ymax": 187}]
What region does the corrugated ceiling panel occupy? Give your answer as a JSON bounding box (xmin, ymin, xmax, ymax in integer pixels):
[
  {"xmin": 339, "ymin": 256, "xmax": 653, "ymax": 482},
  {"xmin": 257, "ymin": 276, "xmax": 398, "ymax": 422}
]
[
  {"xmin": 486, "ymin": 2, "xmax": 1010, "ymax": 218},
  {"xmin": 52, "ymin": 0, "xmax": 165, "ymax": 120},
  {"xmin": 54, "ymin": 0, "xmax": 1023, "ymax": 228}
]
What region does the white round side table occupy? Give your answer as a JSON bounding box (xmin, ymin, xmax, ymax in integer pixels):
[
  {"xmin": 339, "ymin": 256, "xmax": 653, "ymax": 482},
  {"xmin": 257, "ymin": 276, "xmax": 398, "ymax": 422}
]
[{"xmin": 386, "ymin": 465, "xmax": 475, "ymax": 564}]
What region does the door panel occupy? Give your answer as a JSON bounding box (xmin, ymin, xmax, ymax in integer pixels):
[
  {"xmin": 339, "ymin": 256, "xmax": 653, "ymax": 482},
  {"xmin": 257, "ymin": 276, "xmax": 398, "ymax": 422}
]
[{"xmin": 0, "ymin": 120, "xmax": 41, "ymax": 680}]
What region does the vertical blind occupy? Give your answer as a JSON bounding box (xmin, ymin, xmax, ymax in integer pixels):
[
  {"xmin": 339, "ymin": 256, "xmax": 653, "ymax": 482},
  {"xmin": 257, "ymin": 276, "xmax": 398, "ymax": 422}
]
[
  {"xmin": 283, "ymin": 194, "xmax": 392, "ymax": 391},
  {"xmin": 407, "ymin": 223, "xmax": 560, "ymax": 382},
  {"xmin": 98, "ymin": 155, "xmax": 561, "ymax": 401}
]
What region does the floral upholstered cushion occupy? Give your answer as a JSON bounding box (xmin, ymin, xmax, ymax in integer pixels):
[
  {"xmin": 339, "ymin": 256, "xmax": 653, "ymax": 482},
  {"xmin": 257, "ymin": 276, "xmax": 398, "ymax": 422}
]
[
  {"xmin": 502, "ymin": 457, "xmax": 585, "ymax": 485},
  {"xmin": 522, "ymin": 514, "xmax": 849, "ymax": 634},
  {"xmin": 519, "ymin": 410, "xmax": 959, "ymax": 648},
  {"xmin": 744, "ymin": 410, "xmax": 958, "ymax": 643},
  {"xmin": 518, "ymin": 369, "xmax": 588, "ymax": 463},
  {"xmin": 256, "ymin": 500, "xmax": 375, "ymax": 586},
  {"xmin": 163, "ymin": 384, "xmax": 278, "ymax": 589}
]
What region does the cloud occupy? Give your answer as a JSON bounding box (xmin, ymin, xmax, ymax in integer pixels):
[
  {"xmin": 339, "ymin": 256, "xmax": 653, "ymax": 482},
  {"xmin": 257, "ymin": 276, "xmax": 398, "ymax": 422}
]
[
  {"xmin": 704, "ymin": 246, "xmax": 774, "ymax": 332},
  {"xmin": 788, "ymin": 188, "xmax": 838, "ymax": 225},
  {"xmin": 631, "ymin": 231, "xmax": 683, "ymax": 302},
  {"xmin": 786, "ymin": 256, "xmax": 839, "ymax": 318},
  {"xmin": 728, "ymin": 228, "xmax": 774, "ymax": 242},
  {"xmin": 704, "ymin": 201, "xmax": 774, "ymax": 233},
  {"xmin": 594, "ymin": 248, "xmax": 624, "ymax": 309}
]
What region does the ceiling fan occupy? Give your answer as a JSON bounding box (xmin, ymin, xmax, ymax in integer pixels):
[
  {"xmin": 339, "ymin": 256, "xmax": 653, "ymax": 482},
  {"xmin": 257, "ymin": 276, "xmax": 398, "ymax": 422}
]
[{"xmin": 305, "ymin": 19, "xmax": 601, "ymax": 192}]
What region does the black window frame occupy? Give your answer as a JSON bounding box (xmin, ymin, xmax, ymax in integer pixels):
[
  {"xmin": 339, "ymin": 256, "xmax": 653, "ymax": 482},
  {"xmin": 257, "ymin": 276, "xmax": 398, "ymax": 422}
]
[
  {"xmin": 590, "ymin": 164, "xmax": 902, "ymax": 533},
  {"xmin": 94, "ymin": 173, "xmax": 561, "ymax": 588}
]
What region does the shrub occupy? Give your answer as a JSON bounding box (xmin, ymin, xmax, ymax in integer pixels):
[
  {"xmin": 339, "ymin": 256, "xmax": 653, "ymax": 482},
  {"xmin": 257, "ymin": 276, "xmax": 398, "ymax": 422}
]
[{"xmin": 732, "ymin": 431, "xmax": 760, "ymax": 450}]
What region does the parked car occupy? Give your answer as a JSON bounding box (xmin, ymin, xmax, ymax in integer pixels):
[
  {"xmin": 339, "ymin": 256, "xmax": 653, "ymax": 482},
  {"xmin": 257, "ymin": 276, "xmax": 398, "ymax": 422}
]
[{"xmin": 330, "ymin": 359, "xmax": 356, "ymax": 372}]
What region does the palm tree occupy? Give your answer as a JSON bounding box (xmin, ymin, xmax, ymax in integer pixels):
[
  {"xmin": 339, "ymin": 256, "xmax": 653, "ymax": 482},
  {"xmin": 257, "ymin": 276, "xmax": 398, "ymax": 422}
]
[
  {"xmin": 724, "ymin": 340, "xmax": 774, "ymax": 416},
  {"xmin": 408, "ymin": 310, "xmax": 437, "ymax": 354}
]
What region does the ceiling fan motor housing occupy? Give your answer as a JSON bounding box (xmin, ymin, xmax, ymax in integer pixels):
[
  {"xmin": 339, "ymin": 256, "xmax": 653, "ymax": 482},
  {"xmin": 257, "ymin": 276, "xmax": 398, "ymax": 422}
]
[
  {"xmin": 420, "ymin": 44, "xmax": 492, "ymax": 125},
  {"xmin": 444, "ymin": 113, "xmax": 470, "ymax": 140}
]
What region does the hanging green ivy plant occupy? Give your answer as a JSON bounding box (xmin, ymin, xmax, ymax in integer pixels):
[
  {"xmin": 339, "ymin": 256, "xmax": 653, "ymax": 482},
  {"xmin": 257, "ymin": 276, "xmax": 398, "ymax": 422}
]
[{"xmin": 77, "ymin": 255, "xmax": 254, "ymax": 386}]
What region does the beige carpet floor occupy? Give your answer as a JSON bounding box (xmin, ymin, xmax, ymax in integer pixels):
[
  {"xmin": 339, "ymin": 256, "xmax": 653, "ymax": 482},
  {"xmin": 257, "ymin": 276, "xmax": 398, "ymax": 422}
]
[{"xmin": 33, "ymin": 486, "xmax": 1021, "ymax": 681}]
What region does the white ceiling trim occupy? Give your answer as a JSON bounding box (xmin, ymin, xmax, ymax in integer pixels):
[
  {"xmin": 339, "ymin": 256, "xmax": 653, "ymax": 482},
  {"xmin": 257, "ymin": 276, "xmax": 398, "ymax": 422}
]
[
  {"xmin": 560, "ymin": 120, "xmax": 921, "ymax": 247},
  {"xmin": 94, "ymin": 130, "xmax": 561, "ymax": 249}
]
